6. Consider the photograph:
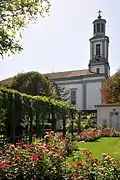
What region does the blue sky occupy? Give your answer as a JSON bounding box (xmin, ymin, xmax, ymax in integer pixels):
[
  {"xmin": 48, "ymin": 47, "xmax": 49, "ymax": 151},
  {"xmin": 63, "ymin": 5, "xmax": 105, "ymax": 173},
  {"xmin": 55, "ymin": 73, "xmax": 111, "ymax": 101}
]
[{"xmin": 0, "ymin": 0, "xmax": 120, "ymax": 80}]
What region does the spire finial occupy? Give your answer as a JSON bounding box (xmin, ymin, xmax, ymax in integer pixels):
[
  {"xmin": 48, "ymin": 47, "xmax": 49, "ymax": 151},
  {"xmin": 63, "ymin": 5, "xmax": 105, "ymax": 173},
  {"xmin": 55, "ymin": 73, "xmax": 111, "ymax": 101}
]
[{"xmin": 97, "ymin": 10, "xmax": 102, "ymax": 19}]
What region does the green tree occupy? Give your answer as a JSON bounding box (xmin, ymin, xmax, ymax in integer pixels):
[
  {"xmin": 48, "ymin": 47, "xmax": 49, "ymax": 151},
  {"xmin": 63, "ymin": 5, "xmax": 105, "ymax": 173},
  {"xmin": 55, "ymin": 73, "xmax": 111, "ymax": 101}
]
[
  {"xmin": 10, "ymin": 71, "xmax": 52, "ymax": 96},
  {"xmin": 0, "ymin": 73, "xmax": 70, "ymax": 101},
  {"xmin": 0, "ymin": 0, "xmax": 50, "ymax": 57},
  {"xmin": 51, "ymin": 81, "xmax": 70, "ymax": 102},
  {"xmin": 101, "ymin": 71, "xmax": 120, "ymax": 103}
]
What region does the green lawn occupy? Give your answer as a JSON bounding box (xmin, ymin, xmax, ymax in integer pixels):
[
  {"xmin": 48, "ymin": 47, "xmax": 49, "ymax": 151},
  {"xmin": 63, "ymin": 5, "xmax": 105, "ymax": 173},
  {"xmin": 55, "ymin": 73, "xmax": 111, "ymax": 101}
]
[{"xmin": 76, "ymin": 137, "xmax": 120, "ymax": 159}]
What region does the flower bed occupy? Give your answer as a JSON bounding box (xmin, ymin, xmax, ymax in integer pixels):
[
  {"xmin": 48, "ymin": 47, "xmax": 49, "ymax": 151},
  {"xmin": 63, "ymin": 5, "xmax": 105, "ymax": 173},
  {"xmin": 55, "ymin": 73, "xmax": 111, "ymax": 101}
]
[
  {"xmin": 0, "ymin": 131, "xmax": 120, "ymax": 179},
  {"xmin": 76, "ymin": 129, "xmax": 101, "ymax": 142},
  {"xmin": 76, "ymin": 128, "xmax": 120, "ymax": 142},
  {"xmin": 72, "ymin": 152, "xmax": 120, "ymax": 180},
  {"xmin": 101, "ymin": 128, "xmax": 120, "ymax": 137},
  {"xmin": 0, "ymin": 131, "xmax": 74, "ymax": 180}
]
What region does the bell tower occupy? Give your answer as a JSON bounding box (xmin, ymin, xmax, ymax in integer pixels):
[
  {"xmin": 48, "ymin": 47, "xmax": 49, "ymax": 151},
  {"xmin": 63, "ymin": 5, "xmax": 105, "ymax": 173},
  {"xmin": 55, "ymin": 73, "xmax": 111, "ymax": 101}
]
[{"xmin": 88, "ymin": 11, "xmax": 110, "ymax": 76}]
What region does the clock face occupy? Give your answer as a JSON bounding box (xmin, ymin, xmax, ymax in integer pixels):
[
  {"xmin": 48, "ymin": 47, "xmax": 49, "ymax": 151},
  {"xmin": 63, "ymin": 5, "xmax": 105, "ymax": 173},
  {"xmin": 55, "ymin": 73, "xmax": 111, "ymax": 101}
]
[{"xmin": 95, "ymin": 55, "xmax": 102, "ymax": 61}]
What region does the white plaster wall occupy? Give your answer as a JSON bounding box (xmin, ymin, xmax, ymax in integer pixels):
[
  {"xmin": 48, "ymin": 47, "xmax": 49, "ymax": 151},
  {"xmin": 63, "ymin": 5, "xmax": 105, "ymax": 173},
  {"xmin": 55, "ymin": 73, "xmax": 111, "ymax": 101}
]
[
  {"xmin": 97, "ymin": 107, "xmax": 110, "ymax": 128},
  {"xmin": 90, "ymin": 65, "xmax": 105, "ymax": 74},
  {"xmin": 90, "ymin": 38, "xmax": 109, "ymax": 58},
  {"xmin": 107, "ymin": 67, "xmax": 110, "ymax": 76},
  {"xmin": 104, "ymin": 39, "xmax": 109, "ymax": 58},
  {"xmin": 96, "ymin": 106, "xmax": 120, "ymax": 129},
  {"xmin": 56, "ymin": 83, "xmax": 83, "ymax": 110},
  {"xmin": 86, "ymin": 82, "xmax": 102, "ymax": 110},
  {"xmin": 55, "ymin": 75, "xmax": 106, "ymax": 110}
]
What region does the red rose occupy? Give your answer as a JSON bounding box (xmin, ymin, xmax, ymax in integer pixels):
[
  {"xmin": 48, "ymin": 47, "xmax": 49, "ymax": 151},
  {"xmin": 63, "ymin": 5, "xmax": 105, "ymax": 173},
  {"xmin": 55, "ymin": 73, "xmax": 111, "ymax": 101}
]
[
  {"xmin": 85, "ymin": 151, "xmax": 92, "ymax": 156},
  {"xmin": 2, "ymin": 162, "xmax": 14, "ymax": 167},
  {"xmin": 0, "ymin": 164, "xmax": 3, "ymax": 169},
  {"xmin": 59, "ymin": 135, "xmax": 65, "ymax": 141},
  {"xmin": 77, "ymin": 162, "xmax": 83, "ymax": 167},
  {"xmin": 94, "ymin": 158, "xmax": 100, "ymax": 165},
  {"xmin": 19, "ymin": 141, "xmax": 24, "ymax": 146}
]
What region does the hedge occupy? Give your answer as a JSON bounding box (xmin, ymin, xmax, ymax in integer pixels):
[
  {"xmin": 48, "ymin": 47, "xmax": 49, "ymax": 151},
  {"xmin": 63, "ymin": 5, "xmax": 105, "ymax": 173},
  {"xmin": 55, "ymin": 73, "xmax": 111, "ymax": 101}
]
[{"xmin": 0, "ymin": 87, "xmax": 78, "ymax": 144}]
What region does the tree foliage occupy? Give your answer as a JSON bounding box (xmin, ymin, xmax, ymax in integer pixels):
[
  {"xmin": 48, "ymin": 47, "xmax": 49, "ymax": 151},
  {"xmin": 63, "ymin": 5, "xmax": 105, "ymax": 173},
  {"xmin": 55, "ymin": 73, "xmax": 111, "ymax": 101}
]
[
  {"xmin": 9, "ymin": 71, "xmax": 52, "ymax": 97},
  {"xmin": 101, "ymin": 71, "xmax": 120, "ymax": 104},
  {"xmin": 51, "ymin": 82, "xmax": 70, "ymax": 102},
  {"xmin": 0, "ymin": 0, "xmax": 50, "ymax": 57},
  {"xmin": 0, "ymin": 72, "xmax": 70, "ymax": 102}
]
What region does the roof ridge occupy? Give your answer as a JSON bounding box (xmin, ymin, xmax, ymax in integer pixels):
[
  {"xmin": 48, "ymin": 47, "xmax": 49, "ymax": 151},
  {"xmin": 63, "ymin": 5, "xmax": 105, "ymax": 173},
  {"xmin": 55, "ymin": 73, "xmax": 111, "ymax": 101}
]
[{"xmin": 43, "ymin": 69, "xmax": 89, "ymax": 75}]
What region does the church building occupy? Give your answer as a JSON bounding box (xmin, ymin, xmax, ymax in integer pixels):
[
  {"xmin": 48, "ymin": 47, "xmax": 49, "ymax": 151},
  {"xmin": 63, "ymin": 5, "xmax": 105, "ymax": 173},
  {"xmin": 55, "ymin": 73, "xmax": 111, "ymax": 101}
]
[{"xmin": 45, "ymin": 11, "xmax": 110, "ymax": 110}]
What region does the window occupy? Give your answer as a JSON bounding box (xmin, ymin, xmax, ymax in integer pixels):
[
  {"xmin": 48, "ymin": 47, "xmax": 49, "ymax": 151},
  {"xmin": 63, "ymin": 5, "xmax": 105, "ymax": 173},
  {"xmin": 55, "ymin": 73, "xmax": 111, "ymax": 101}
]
[
  {"xmin": 101, "ymin": 23, "xmax": 105, "ymax": 32},
  {"xmin": 96, "ymin": 68, "xmax": 100, "ymax": 74},
  {"xmin": 94, "ymin": 25, "xmax": 96, "ymax": 34},
  {"xmin": 96, "ymin": 44, "xmax": 100, "ymax": 55},
  {"xmin": 97, "ymin": 23, "xmax": 100, "ymax": 32},
  {"xmin": 71, "ymin": 90, "xmax": 76, "ymax": 105}
]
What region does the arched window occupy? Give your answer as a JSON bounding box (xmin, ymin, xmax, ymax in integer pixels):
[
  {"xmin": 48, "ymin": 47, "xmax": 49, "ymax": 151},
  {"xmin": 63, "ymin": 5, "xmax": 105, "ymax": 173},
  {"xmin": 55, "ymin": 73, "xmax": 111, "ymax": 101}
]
[
  {"xmin": 96, "ymin": 44, "xmax": 100, "ymax": 55},
  {"xmin": 102, "ymin": 23, "xmax": 105, "ymax": 32},
  {"xmin": 97, "ymin": 23, "xmax": 100, "ymax": 32}
]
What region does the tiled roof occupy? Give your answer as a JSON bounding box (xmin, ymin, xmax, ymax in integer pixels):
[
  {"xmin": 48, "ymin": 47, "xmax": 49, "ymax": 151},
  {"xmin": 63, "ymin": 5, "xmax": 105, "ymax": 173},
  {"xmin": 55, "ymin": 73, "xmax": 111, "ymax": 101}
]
[
  {"xmin": 0, "ymin": 69, "xmax": 94, "ymax": 84},
  {"xmin": 44, "ymin": 69, "xmax": 94, "ymax": 80}
]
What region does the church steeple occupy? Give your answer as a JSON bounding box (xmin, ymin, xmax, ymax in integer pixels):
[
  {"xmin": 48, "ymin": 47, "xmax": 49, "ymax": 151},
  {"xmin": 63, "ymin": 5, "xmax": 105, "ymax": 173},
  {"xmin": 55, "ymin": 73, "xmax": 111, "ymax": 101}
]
[
  {"xmin": 89, "ymin": 11, "xmax": 110, "ymax": 77},
  {"xmin": 93, "ymin": 10, "xmax": 106, "ymax": 37}
]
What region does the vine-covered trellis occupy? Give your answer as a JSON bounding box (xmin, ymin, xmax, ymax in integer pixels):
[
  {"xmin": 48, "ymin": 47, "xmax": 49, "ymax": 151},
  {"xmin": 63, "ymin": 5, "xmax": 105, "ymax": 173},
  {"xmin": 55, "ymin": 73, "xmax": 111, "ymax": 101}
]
[{"xmin": 0, "ymin": 88, "xmax": 78, "ymax": 145}]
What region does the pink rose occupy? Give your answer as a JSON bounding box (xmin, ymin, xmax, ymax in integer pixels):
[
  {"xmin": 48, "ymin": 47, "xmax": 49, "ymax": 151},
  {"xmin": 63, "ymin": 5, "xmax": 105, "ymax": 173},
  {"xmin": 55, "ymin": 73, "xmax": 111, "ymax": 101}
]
[
  {"xmin": 54, "ymin": 153, "xmax": 60, "ymax": 158},
  {"xmin": 98, "ymin": 167, "xmax": 104, "ymax": 172}
]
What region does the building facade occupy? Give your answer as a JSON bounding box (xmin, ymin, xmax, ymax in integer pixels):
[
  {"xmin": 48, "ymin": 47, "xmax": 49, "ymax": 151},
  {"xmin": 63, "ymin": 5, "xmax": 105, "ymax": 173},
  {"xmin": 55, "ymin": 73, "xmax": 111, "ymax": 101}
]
[
  {"xmin": 45, "ymin": 12, "xmax": 110, "ymax": 110},
  {"xmin": 95, "ymin": 104, "xmax": 120, "ymax": 130}
]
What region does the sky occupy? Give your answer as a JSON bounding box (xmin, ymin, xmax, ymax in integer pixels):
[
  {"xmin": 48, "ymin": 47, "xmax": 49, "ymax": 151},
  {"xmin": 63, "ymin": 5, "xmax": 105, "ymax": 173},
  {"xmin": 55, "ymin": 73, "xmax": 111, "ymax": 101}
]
[{"xmin": 0, "ymin": 0, "xmax": 120, "ymax": 80}]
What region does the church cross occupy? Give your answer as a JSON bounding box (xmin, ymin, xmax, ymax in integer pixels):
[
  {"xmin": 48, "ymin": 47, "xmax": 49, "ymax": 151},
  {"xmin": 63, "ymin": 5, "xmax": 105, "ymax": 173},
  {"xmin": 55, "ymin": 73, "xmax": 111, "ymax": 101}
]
[{"xmin": 97, "ymin": 10, "xmax": 102, "ymax": 19}]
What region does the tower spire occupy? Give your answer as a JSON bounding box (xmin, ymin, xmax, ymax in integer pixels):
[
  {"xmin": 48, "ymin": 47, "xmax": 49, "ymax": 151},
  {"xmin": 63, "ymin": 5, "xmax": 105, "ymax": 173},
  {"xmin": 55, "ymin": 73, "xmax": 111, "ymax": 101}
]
[
  {"xmin": 97, "ymin": 10, "xmax": 102, "ymax": 19},
  {"xmin": 89, "ymin": 12, "xmax": 110, "ymax": 77}
]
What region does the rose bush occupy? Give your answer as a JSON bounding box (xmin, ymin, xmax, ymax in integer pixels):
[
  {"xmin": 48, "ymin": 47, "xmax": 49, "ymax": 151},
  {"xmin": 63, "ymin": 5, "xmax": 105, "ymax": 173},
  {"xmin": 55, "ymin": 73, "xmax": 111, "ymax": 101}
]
[
  {"xmin": 76, "ymin": 128, "xmax": 120, "ymax": 142},
  {"xmin": 0, "ymin": 130, "xmax": 120, "ymax": 179},
  {"xmin": 0, "ymin": 131, "xmax": 74, "ymax": 180},
  {"xmin": 101, "ymin": 128, "xmax": 120, "ymax": 137},
  {"xmin": 76, "ymin": 129, "xmax": 101, "ymax": 142},
  {"xmin": 72, "ymin": 152, "xmax": 120, "ymax": 180}
]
